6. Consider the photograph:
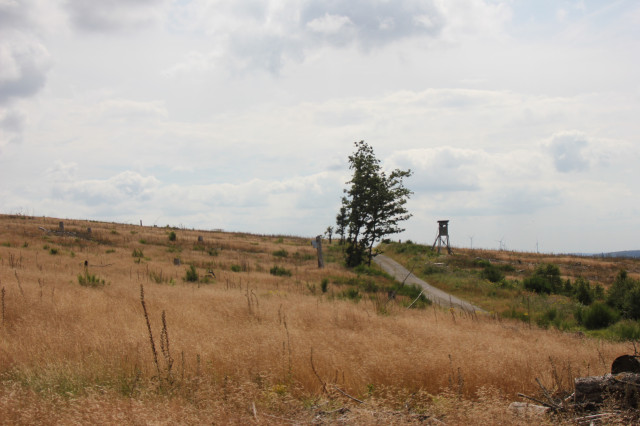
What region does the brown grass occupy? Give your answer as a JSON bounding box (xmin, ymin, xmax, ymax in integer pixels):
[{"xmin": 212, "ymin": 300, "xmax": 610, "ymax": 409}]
[{"xmin": 0, "ymin": 214, "xmax": 634, "ymax": 424}]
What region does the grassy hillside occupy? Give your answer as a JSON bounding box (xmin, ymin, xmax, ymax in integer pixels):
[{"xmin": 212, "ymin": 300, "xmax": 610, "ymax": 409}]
[
  {"xmin": 0, "ymin": 214, "xmax": 635, "ymax": 424},
  {"xmin": 379, "ymin": 240, "xmax": 640, "ymax": 340}
]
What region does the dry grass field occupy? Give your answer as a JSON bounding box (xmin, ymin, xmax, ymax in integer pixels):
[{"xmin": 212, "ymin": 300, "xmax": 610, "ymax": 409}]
[{"xmin": 0, "ymin": 214, "xmax": 635, "ymax": 424}]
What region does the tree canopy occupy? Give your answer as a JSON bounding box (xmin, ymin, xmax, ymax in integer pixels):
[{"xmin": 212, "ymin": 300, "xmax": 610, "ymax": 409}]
[{"xmin": 338, "ymin": 141, "xmax": 412, "ymax": 267}]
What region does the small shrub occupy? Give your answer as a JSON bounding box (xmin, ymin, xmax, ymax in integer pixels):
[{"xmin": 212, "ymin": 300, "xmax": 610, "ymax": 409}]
[
  {"xmin": 132, "ymin": 248, "xmax": 144, "ymax": 258},
  {"xmin": 78, "ymin": 272, "xmax": 105, "ymax": 288},
  {"xmin": 340, "ymin": 287, "xmax": 361, "ymax": 301},
  {"xmin": 49, "ymin": 247, "xmax": 59, "ymax": 255},
  {"xmin": 321, "ymin": 278, "xmax": 329, "ymax": 293},
  {"xmin": 168, "ymin": 231, "xmax": 176, "ymax": 241},
  {"xmin": 270, "ymin": 266, "xmax": 292, "ymax": 277},
  {"xmin": 523, "ymin": 276, "xmax": 552, "ymax": 294},
  {"xmin": 273, "ymin": 249, "xmax": 288, "ymax": 258},
  {"xmin": 139, "ymin": 239, "xmax": 147, "ymax": 244},
  {"xmin": 574, "ymin": 277, "xmax": 594, "ymax": 305},
  {"xmin": 580, "ymin": 302, "xmax": 619, "ymax": 330},
  {"xmin": 185, "ymin": 265, "xmax": 199, "ymax": 282},
  {"xmin": 610, "ymin": 320, "xmax": 640, "ymax": 341},
  {"xmin": 481, "ymin": 265, "xmax": 504, "ymax": 283},
  {"xmin": 230, "ymin": 265, "xmax": 242, "ymax": 272},
  {"xmin": 474, "ymin": 259, "xmax": 491, "ymax": 268}
]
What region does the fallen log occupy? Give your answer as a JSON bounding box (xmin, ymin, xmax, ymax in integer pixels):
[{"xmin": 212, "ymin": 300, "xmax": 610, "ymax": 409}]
[{"xmin": 574, "ymin": 373, "xmax": 640, "ymax": 407}]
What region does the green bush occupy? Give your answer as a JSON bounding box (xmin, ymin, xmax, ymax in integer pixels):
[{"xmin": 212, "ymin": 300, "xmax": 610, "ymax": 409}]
[
  {"xmin": 579, "ymin": 302, "xmax": 619, "ymax": 330},
  {"xmin": 523, "ymin": 263, "xmax": 562, "ymax": 294},
  {"xmin": 340, "ymin": 287, "xmax": 361, "ymax": 301},
  {"xmin": 321, "ymin": 278, "xmax": 329, "ymax": 293},
  {"xmin": 270, "ymin": 266, "xmax": 292, "ymax": 277},
  {"xmin": 185, "ymin": 265, "xmax": 199, "ymax": 282},
  {"xmin": 481, "ymin": 264, "xmax": 504, "ymax": 283},
  {"xmin": 523, "ymin": 276, "xmax": 553, "ymax": 294},
  {"xmin": 230, "ymin": 265, "xmax": 242, "ymax": 272},
  {"xmin": 78, "ymin": 272, "xmax": 105, "ymax": 288},
  {"xmin": 610, "ymin": 320, "xmax": 640, "ymax": 341},
  {"xmin": 574, "ymin": 277, "xmax": 594, "ymax": 305},
  {"xmin": 168, "ymin": 231, "xmax": 176, "ymax": 241},
  {"xmin": 132, "ymin": 248, "xmax": 144, "ymax": 258},
  {"xmin": 272, "ymin": 249, "xmax": 288, "ymax": 258},
  {"xmin": 607, "ymin": 270, "xmax": 640, "ymax": 320}
]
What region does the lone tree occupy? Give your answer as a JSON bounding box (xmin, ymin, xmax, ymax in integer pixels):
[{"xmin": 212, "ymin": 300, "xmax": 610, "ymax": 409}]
[
  {"xmin": 338, "ymin": 141, "xmax": 412, "ymax": 267},
  {"xmin": 324, "ymin": 226, "xmax": 334, "ymax": 244}
]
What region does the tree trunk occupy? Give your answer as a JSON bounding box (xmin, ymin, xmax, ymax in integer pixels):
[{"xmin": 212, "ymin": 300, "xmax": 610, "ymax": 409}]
[{"xmin": 574, "ymin": 373, "xmax": 640, "ymax": 406}]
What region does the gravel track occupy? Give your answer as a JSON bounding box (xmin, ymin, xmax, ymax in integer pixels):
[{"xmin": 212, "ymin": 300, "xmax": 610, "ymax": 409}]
[{"xmin": 372, "ymin": 254, "xmax": 486, "ymax": 313}]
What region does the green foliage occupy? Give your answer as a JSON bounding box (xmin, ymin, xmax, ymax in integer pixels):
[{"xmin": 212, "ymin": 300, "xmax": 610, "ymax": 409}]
[
  {"xmin": 168, "ymin": 231, "xmax": 176, "ymax": 241},
  {"xmin": 574, "ymin": 277, "xmax": 594, "ymax": 305},
  {"xmin": 577, "ymin": 302, "xmax": 619, "ymax": 330},
  {"xmin": 338, "ymin": 141, "xmax": 413, "ymax": 267},
  {"xmin": 230, "ymin": 265, "xmax": 242, "ymax": 272},
  {"xmin": 523, "ymin": 263, "xmax": 562, "ymax": 294},
  {"xmin": 292, "ymin": 251, "xmax": 315, "ymax": 261},
  {"xmin": 339, "ymin": 287, "xmax": 361, "ymax": 302},
  {"xmin": 185, "ymin": 265, "xmax": 199, "ymax": 282},
  {"xmin": 139, "ymin": 239, "xmax": 147, "ymax": 244},
  {"xmin": 132, "ymin": 248, "xmax": 144, "ymax": 258},
  {"xmin": 353, "ymin": 263, "xmax": 389, "ymax": 278},
  {"xmin": 49, "ymin": 247, "xmax": 59, "ymax": 255},
  {"xmin": 272, "ymin": 249, "xmax": 288, "ymax": 258},
  {"xmin": 321, "ymin": 278, "xmax": 329, "ymax": 293},
  {"xmin": 78, "ymin": 272, "xmax": 105, "ymax": 288},
  {"xmin": 609, "ymin": 320, "xmax": 640, "ymax": 341},
  {"xmin": 390, "ymin": 241, "xmax": 431, "ymax": 256},
  {"xmin": 480, "ymin": 264, "xmax": 504, "ymax": 283},
  {"xmin": 270, "ymin": 266, "xmax": 292, "ymax": 277},
  {"xmin": 606, "ymin": 270, "xmax": 640, "ymax": 320},
  {"xmin": 391, "ymin": 283, "xmax": 430, "ymax": 308},
  {"xmin": 535, "ymin": 307, "xmax": 558, "ymax": 328}
]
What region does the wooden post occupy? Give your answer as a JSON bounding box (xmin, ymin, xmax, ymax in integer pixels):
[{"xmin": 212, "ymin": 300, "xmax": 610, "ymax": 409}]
[{"xmin": 312, "ymin": 236, "xmax": 324, "ymax": 269}]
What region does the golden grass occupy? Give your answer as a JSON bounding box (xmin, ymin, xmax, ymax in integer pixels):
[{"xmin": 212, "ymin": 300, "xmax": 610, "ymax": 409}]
[{"xmin": 0, "ymin": 215, "xmax": 634, "ymax": 424}]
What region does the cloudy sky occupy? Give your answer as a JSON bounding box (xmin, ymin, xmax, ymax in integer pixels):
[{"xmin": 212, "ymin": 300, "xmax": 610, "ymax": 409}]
[{"xmin": 1, "ymin": 0, "xmax": 639, "ymax": 253}]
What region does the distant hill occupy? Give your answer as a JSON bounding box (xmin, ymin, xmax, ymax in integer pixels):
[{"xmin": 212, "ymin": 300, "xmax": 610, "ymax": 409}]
[{"xmin": 596, "ymin": 250, "xmax": 640, "ymax": 259}]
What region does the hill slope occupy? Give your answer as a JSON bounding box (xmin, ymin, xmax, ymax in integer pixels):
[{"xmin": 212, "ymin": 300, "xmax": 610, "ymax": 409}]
[{"xmin": 0, "ymin": 214, "xmax": 634, "ymax": 424}]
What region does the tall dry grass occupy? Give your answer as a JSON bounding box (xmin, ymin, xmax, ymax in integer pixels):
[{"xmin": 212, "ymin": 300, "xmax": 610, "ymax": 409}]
[{"xmin": 0, "ymin": 215, "xmax": 633, "ymax": 424}]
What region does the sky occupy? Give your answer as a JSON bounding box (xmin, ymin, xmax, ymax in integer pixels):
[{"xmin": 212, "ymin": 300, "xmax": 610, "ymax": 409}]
[{"xmin": 1, "ymin": 0, "xmax": 639, "ymax": 254}]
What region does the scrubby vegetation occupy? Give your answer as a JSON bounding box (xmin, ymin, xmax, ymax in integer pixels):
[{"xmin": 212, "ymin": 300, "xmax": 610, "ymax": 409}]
[
  {"xmin": 0, "ymin": 215, "xmax": 637, "ymax": 423},
  {"xmin": 380, "ymin": 240, "xmax": 640, "ymax": 339}
]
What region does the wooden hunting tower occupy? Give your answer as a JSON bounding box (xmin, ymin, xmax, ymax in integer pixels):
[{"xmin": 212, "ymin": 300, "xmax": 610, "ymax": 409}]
[{"xmin": 432, "ymin": 220, "xmax": 452, "ymax": 254}]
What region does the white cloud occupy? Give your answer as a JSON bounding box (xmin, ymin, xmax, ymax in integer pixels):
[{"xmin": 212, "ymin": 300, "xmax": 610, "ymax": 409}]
[
  {"xmin": 64, "ymin": 0, "xmax": 167, "ymax": 33},
  {"xmin": 545, "ymin": 131, "xmax": 590, "ymax": 172},
  {"xmin": 53, "ymin": 170, "xmax": 160, "ymax": 205},
  {"xmin": 2, "ymin": 1, "xmax": 640, "ymax": 253},
  {"xmin": 306, "ymin": 13, "xmax": 353, "ymax": 35},
  {"xmin": 0, "ymin": 27, "xmax": 51, "ymax": 105}
]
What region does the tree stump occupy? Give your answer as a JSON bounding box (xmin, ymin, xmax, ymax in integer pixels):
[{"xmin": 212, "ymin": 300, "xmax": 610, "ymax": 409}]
[{"xmin": 574, "ymin": 373, "xmax": 640, "ymax": 407}]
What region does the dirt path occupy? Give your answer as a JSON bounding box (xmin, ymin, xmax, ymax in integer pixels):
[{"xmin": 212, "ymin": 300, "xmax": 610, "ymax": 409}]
[{"xmin": 372, "ymin": 254, "xmax": 486, "ymax": 313}]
